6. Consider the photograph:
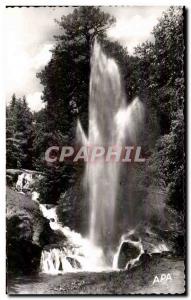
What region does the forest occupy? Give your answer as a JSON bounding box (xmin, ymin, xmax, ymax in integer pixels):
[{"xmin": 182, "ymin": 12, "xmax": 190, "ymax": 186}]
[{"xmin": 6, "ymin": 6, "xmax": 185, "ymax": 252}]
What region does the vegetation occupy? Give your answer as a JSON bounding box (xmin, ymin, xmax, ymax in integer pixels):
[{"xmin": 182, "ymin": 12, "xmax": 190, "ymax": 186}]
[{"xmin": 6, "ymin": 94, "xmax": 33, "ymax": 169}]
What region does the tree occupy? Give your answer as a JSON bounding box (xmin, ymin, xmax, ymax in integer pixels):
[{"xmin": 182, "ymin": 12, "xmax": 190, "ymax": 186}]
[
  {"xmin": 6, "ymin": 95, "xmax": 33, "ymax": 169},
  {"xmin": 37, "ymin": 7, "xmax": 115, "ymax": 137},
  {"xmin": 134, "ymin": 7, "xmax": 184, "ymax": 215},
  {"xmin": 35, "ymin": 7, "xmax": 116, "ymax": 212}
]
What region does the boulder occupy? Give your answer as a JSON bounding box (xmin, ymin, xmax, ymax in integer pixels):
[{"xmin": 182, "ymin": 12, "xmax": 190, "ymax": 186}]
[
  {"xmin": 6, "ymin": 187, "xmax": 55, "ymax": 275},
  {"xmin": 117, "ymin": 241, "xmax": 141, "ymax": 269},
  {"xmin": 66, "ymin": 257, "xmax": 81, "ymax": 269},
  {"xmin": 139, "ymin": 252, "xmax": 151, "ymax": 263}
]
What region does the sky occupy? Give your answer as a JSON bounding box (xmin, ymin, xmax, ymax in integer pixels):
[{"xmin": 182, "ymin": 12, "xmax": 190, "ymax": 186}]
[{"xmin": 5, "ymin": 6, "xmax": 168, "ymax": 111}]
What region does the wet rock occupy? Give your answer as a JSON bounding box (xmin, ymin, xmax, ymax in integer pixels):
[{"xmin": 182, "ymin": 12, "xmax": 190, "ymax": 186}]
[
  {"xmin": 117, "ymin": 241, "xmax": 140, "ymax": 269},
  {"xmin": 6, "ymin": 187, "xmax": 53, "ymax": 275},
  {"xmin": 43, "ymin": 242, "xmax": 67, "ymax": 252},
  {"xmin": 47, "ymin": 229, "xmax": 66, "ymax": 245},
  {"xmin": 7, "ymin": 239, "xmax": 42, "ymax": 275},
  {"xmin": 139, "ymin": 252, "xmax": 151, "ymax": 264},
  {"xmin": 66, "ymin": 257, "xmax": 81, "ymax": 269}
]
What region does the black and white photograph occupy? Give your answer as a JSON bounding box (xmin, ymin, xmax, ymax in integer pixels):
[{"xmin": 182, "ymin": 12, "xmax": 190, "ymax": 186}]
[{"xmin": 5, "ymin": 4, "xmax": 186, "ymax": 295}]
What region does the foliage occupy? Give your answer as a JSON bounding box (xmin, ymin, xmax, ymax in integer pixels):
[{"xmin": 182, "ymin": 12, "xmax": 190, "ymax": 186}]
[
  {"xmin": 134, "ymin": 7, "xmax": 184, "ymax": 213},
  {"xmin": 37, "ymin": 7, "xmax": 115, "ymax": 137},
  {"xmin": 6, "ymin": 94, "xmax": 33, "ymax": 169}
]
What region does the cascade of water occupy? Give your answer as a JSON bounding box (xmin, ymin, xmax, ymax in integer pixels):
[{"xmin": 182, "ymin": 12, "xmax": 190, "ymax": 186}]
[
  {"xmin": 39, "ymin": 204, "xmax": 109, "ymax": 274},
  {"xmin": 77, "ymin": 41, "xmax": 144, "ymax": 254},
  {"xmin": 40, "ymin": 41, "xmax": 168, "ymax": 274}
]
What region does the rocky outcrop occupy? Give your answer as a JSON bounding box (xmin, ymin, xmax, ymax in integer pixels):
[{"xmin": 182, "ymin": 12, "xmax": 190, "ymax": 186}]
[
  {"xmin": 117, "ymin": 241, "xmax": 141, "ymax": 269},
  {"xmin": 6, "ymin": 187, "xmax": 61, "ymax": 275},
  {"xmin": 66, "ymin": 257, "xmax": 81, "ymax": 269}
]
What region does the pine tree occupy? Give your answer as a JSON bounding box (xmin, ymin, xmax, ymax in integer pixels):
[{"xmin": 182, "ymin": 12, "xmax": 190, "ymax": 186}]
[{"xmin": 6, "ymin": 95, "xmax": 33, "ymax": 169}]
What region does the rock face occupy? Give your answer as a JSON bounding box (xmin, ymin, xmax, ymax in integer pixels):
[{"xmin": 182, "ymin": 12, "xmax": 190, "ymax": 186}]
[
  {"xmin": 6, "ymin": 187, "xmax": 59, "ymax": 275},
  {"xmin": 117, "ymin": 241, "xmax": 141, "ymax": 269},
  {"xmin": 66, "ymin": 257, "xmax": 81, "ymax": 269}
]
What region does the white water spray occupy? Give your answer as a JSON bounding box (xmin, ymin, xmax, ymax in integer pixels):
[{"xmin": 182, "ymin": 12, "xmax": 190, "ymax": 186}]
[
  {"xmin": 78, "ymin": 41, "xmax": 144, "ymax": 251},
  {"xmin": 40, "ymin": 204, "xmax": 109, "ymax": 274}
]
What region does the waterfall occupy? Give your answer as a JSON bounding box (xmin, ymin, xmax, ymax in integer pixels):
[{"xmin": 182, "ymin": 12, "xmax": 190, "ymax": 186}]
[
  {"xmin": 40, "ymin": 41, "xmax": 169, "ymax": 274},
  {"xmin": 39, "ymin": 204, "xmax": 109, "ymax": 274},
  {"xmin": 78, "ymin": 41, "xmax": 144, "ymax": 250}
]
